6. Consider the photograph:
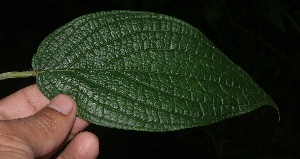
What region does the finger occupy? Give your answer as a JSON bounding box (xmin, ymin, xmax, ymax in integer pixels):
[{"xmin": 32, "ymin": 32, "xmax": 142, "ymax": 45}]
[
  {"xmin": 2, "ymin": 94, "xmax": 77, "ymax": 158},
  {"xmin": 58, "ymin": 131, "xmax": 99, "ymax": 159},
  {"xmin": 0, "ymin": 84, "xmax": 91, "ymax": 142},
  {"xmin": 35, "ymin": 118, "xmax": 90, "ymax": 159},
  {"xmin": 0, "ymin": 84, "xmax": 49, "ymax": 120},
  {"xmin": 67, "ymin": 117, "xmax": 90, "ymax": 141}
]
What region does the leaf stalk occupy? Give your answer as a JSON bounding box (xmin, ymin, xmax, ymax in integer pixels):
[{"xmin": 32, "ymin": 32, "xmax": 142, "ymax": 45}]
[{"xmin": 0, "ymin": 71, "xmax": 36, "ymax": 80}]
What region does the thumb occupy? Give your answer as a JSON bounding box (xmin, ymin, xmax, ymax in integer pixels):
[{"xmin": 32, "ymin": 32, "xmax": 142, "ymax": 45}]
[{"xmin": 4, "ymin": 94, "xmax": 77, "ymax": 158}]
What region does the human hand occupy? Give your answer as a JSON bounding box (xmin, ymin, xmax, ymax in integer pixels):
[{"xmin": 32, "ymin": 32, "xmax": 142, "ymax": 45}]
[{"xmin": 0, "ymin": 84, "xmax": 99, "ymax": 159}]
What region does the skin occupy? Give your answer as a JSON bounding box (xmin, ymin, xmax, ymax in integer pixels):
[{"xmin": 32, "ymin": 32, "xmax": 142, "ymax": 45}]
[{"xmin": 0, "ymin": 84, "xmax": 99, "ymax": 159}]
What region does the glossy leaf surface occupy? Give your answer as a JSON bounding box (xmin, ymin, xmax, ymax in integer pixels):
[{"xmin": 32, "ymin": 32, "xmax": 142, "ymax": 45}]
[{"xmin": 32, "ymin": 11, "xmax": 277, "ymax": 131}]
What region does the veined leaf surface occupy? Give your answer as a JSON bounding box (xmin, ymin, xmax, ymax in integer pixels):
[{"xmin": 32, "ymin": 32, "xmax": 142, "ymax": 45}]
[{"xmin": 32, "ymin": 10, "xmax": 277, "ymax": 131}]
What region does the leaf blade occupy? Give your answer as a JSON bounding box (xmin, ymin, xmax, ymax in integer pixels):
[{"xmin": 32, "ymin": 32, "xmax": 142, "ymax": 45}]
[{"xmin": 33, "ymin": 10, "xmax": 277, "ymax": 131}]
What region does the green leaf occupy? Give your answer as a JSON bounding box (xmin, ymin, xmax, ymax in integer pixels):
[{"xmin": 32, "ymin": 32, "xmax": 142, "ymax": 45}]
[{"xmin": 32, "ymin": 10, "xmax": 278, "ymax": 132}]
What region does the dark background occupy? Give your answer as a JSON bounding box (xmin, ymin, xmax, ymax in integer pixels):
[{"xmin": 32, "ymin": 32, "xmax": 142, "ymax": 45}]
[{"xmin": 0, "ymin": 0, "xmax": 299, "ymax": 158}]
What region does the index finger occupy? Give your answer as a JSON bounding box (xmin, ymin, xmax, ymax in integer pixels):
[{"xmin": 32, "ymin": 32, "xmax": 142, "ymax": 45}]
[{"xmin": 0, "ymin": 84, "xmax": 50, "ymax": 120}]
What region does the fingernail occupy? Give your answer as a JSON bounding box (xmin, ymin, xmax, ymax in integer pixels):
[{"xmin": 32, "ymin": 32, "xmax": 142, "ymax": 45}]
[{"xmin": 48, "ymin": 94, "xmax": 74, "ymax": 115}]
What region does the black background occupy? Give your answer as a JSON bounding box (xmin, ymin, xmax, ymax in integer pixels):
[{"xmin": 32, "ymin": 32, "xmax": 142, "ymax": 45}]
[{"xmin": 0, "ymin": 0, "xmax": 299, "ymax": 158}]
